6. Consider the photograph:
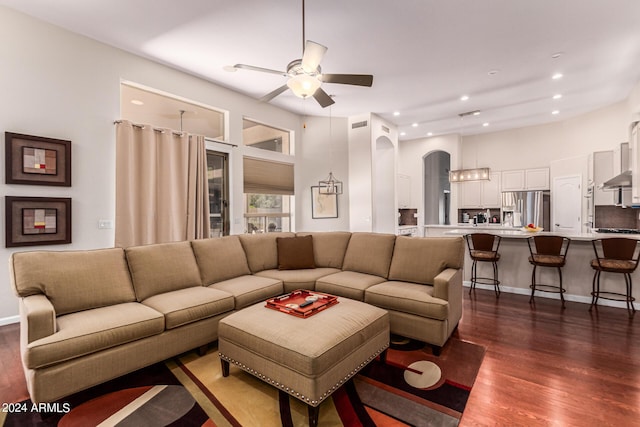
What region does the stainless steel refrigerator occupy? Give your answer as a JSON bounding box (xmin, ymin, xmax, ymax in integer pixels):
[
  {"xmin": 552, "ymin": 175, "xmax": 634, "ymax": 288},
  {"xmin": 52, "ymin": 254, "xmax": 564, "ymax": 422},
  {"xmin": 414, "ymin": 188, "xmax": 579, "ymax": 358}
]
[{"xmin": 501, "ymin": 191, "xmax": 550, "ymax": 229}]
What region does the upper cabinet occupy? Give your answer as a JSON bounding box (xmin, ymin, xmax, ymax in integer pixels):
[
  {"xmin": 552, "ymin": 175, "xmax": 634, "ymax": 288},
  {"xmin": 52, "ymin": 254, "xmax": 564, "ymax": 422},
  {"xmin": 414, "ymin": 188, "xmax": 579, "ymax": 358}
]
[
  {"xmin": 459, "ymin": 172, "xmax": 501, "ymax": 208},
  {"xmin": 501, "ymin": 168, "xmax": 549, "ymax": 191}
]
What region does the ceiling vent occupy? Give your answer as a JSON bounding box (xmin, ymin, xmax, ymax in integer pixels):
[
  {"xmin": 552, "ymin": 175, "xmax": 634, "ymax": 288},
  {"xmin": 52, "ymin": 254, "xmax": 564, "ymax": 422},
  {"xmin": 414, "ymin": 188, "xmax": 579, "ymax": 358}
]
[
  {"xmin": 381, "ymin": 125, "xmax": 390, "ymax": 133},
  {"xmin": 351, "ymin": 120, "xmax": 368, "ymax": 129}
]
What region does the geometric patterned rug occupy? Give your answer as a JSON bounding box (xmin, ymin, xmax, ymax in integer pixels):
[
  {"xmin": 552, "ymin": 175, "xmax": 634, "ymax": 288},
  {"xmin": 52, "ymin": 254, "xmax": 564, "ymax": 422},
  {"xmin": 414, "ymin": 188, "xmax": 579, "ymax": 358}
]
[{"xmin": 2, "ymin": 337, "xmax": 484, "ymax": 427}]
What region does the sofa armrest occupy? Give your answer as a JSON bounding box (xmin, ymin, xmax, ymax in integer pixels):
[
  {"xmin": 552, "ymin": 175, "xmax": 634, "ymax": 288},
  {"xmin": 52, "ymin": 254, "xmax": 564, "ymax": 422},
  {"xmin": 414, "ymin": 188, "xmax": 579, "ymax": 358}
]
[
  {"xmin": 20, "ymin": 295, "xmax": 56, "ymax": 344},
  {"xmin": 432, "ymin": 268, "xmax": 462, "ymax": 301}
]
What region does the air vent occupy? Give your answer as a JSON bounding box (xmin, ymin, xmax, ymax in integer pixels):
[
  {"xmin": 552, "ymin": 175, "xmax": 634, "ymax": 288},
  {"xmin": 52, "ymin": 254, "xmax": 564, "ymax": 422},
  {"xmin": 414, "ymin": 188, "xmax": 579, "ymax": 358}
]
[
  {"xmin": 381, "ymin": 125, "xmax": 390, "ymax": 133},
  {"xmin": 351, "ymin": 120, "xmax": 368, "ymax": 129}
]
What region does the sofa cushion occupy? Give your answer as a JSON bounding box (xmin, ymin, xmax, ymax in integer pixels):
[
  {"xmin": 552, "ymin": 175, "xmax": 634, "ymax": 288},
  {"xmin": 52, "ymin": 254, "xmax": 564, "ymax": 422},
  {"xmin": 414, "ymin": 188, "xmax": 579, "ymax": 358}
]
[
  {"xmin": 208, "ymin": 275, "xmax": 283, "ymax": 309},
  {"xmin": 388, "ymin": 236, "xmax": 464, "ymax": 285},
  {"xmin": 238, "ymin": 232, "xmax": 295, "ymax": 273},
  {"xmin": 342, "ymin": 233, "xmax": 396, "ymax": 278},
  {"xmin": 9, "ymin": 248, "xmax": 136, "ymax": 316},
  {"xmin": 315, "ymin": 271, "xmax": 386, "ymax": 301},
  {"xmin": 296, "ymin": 232, "xmax": 352, "ymax": 268},
  {"xmin": 142, "ymin": 287, "xmax": 235, "ymax": 329},
  {"xmin": 365, "ymin": 281, "xmax": 448, "ymax": 321},
  {"xmin": 191, "ymin": 236, "xmax": 251, "ymax": 285},
  {"xmin": 24, "ymin": 302, "xmax": 164, "ymax": 369},
  {"xmin": 255, "ymin": 267, "xmax": 341, "ymax": 293},
  {"xmin": 126, "ymin": 241, "xmax": 202, "ymax": 301},
  {"xmin": 277, "ymin": 235, "xmax": 316, "ymax": 270}
]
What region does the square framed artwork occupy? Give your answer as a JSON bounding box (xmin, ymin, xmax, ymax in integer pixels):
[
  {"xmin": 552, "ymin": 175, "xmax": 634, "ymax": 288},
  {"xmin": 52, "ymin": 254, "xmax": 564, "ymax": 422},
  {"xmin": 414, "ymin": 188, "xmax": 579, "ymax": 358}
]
[
  {"xmin": 311, "ymin": 186, "xmax": 338, "ymax": 219},
  {"xmin": 5, "ymin": 132, "xmax": 71, "ymax": 186},
  {"xmin": 5, "ymin": 196, "xmax": 72, "ymax": 247}
]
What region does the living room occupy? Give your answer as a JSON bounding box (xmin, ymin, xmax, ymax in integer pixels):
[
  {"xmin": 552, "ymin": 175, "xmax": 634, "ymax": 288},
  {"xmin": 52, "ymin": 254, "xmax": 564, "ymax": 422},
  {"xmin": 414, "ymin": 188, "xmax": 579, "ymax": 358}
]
[{"xmin": 1, "ymin": 2, "xmax": 640, "ymax": 426}]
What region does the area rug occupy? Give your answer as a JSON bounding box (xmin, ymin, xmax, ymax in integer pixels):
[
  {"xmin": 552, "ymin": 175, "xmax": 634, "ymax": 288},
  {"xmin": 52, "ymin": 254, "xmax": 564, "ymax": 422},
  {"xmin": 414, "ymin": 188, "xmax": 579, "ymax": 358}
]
[{"xmin": 2, "ymin": 338, "xmax": 484, "ymax": 427}]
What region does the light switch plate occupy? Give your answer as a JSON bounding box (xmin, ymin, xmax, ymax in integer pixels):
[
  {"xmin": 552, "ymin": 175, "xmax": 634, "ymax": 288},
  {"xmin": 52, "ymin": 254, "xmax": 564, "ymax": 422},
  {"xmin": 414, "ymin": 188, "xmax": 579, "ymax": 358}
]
[{"xmin": 98, "ymin": 219, "xmax": 114, "ymax": 229}]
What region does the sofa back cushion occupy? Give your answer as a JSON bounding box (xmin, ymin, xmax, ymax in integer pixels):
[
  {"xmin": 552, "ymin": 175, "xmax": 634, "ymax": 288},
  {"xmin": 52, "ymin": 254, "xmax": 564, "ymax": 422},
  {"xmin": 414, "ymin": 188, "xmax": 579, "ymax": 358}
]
[
  {"xmin": 191, "ymin": 236, "xmax": 251, "ymax": 284},
  {"xmin": 342, "ymin": 232, "xmax": 396, "ymax": 278},
  {"xmin": 126, "ymin": 241, "xmax": 202, "ymax": 301},
  {"xmin": 296, "ymin": 232, "xmax": 352, "ymax": 268},
  {"xmin": 238, "ymin": 232, "xmax": 295, "ymax": 273},
  {"xmin": 388, "ymin": 236, "xmax": 464, "ymax": 285},
  {"xmin": 276, "ymin": 235, "xmax": 316, "ymax": 270},
  {"xmin": 9, "ymin": 248, "xmax": 136, "ymax": 316}
]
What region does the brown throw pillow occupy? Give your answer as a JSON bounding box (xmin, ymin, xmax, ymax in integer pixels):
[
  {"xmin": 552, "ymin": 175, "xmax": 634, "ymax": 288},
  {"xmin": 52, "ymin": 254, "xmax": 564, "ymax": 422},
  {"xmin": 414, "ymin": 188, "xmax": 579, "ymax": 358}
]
[{"xmin": 277, "ymin": 235, "xmax": 316, "ymax": 270}]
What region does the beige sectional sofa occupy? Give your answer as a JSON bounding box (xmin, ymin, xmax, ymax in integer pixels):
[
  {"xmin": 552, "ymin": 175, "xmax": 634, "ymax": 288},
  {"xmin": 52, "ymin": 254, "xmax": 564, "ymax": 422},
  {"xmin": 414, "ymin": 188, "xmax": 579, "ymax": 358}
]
[{"xmin": 9, "ymin": 232, "xmax": 464, "ymax": 404}]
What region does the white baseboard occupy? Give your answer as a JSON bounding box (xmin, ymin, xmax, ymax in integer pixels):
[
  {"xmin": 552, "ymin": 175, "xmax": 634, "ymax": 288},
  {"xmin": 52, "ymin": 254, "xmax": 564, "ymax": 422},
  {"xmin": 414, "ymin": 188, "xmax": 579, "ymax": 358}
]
[
  {"xmin": 0, "ymin": 315, "xmax": 19, "ymax": 326},
  {"xmin": 463, "ymin": 281, "xmax": 631, "ymax": 310}
]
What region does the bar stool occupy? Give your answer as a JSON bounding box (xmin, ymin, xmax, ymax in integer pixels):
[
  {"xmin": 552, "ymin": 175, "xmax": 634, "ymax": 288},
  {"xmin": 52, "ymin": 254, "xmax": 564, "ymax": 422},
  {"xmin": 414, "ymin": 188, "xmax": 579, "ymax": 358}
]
[
  {"xmin": 464, "ymin": 233, "xmax": 501, "ymax": 296},
  {"xmin": 527, "ymin": 236, "xmax": 571, "ymax": 308},
  {"xmin": 590, "ymin": 238, "xmax": 640, "ymax": 317}
]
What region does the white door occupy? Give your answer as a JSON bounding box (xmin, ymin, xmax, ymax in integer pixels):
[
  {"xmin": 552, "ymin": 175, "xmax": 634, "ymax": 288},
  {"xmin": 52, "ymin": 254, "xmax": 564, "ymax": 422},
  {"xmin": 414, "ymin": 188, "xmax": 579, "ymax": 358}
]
[{"xmin": 552, "ymin": 175, "xmax": 582, "ymax": 233}]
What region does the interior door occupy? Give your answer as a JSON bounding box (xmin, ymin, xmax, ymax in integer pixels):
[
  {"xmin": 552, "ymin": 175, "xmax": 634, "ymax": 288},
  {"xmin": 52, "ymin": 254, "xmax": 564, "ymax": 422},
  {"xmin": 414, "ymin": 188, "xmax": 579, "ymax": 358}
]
[{"xmin": 552, "ymin": 175, "xmax": 581, "ymax": 233}]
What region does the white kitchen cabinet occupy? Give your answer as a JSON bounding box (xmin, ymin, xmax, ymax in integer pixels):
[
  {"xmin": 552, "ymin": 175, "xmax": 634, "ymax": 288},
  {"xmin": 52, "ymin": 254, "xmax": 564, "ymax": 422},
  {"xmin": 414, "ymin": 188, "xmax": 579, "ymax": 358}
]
[
  {"xmin": 525, "ymin": 168, "xmax": 550, "ymax": 190},
  {"xmin": 397, "ymin": 174, "xmax": 411, "ymax": 208},
  {"xmin": 501, "ymin": 170, "xmax": 525, "ymax": 191},
  {"xmin": 501, "ymin": 168, "xmax": 549, "ymax": 191},
  {"xmin": 587, "ymin": 150, "xmax": 614, "ymax": 205},
  {"xmin": 459, "ymin": 172, "xmax": 501, "ymax": 208}
]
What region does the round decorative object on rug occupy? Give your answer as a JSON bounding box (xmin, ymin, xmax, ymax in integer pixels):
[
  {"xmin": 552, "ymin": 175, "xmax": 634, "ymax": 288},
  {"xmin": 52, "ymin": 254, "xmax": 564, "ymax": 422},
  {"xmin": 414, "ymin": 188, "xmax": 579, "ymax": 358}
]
[
  {"xmin": 403, "ymin": 360, "xmax": 442, "ymax": 389},
  {"xmin": 390, "ymin": 334, "xmax": 426, "ymax": 351}
]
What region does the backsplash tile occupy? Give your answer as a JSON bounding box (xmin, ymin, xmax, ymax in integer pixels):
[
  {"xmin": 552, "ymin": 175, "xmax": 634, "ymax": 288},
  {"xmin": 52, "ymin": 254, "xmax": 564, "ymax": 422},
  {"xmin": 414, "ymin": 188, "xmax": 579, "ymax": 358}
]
[{"xmin": 594, "ymin": 205, "xmax": 639, "ymax": 229}]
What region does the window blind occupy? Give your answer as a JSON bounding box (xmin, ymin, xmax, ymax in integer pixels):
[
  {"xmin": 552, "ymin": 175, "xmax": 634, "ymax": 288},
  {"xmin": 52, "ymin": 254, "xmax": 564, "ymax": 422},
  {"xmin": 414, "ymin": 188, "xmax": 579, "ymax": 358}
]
[{"xmin": 243, "ymin": 156, "xmax": 294, "ymax": 195}]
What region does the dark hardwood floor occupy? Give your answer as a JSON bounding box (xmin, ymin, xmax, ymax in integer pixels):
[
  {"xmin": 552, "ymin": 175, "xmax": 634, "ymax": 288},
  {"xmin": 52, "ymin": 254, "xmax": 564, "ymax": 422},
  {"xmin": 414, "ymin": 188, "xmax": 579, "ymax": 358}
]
[{"xmin": 1, "ymin": 290, "xmax": 638, "ymax": 425}]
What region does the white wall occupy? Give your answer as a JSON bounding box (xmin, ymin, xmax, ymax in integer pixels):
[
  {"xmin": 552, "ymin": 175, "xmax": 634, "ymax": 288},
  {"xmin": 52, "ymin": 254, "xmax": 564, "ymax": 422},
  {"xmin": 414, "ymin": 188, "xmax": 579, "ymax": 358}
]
[
  {"xmin": 348, "ymin": 114, "xmax": 374, "ymax": 231},
  {"xmin": 295, "ymin": 116, "xmax": 350, "ymax": 231},
  {"xmin": 374, "ymin": 137, "xmax": 396, "ymax": 233},
  {"xmin": 0, "ymin": 7, "xmax": 303, "ymax": 322},
  {"xmin": 397, "ymin": 134, "xmax": 461, "ymax": 231}
]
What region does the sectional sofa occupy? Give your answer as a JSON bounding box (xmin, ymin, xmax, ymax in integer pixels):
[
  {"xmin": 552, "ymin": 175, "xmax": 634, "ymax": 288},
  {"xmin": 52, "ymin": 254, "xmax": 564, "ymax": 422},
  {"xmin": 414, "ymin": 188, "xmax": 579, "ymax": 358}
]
[{"xmin": 8, "ymin": 231, "xmax": 464, "ymax": 404}]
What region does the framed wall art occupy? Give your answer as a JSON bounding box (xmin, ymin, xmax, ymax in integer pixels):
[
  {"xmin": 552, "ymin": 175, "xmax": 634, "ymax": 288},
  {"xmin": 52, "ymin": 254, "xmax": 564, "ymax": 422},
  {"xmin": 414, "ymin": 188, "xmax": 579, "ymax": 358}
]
[
  {"xmin": 5, "ymin": 196, "xmax": 72, "ymax": 247},
  {"xmin": 311, "ymin": 186, "xmax": 338, "ymax": 219},
  {"xmin": 5, "ymin": 132, "xmax": 71, "ymax": 186}
]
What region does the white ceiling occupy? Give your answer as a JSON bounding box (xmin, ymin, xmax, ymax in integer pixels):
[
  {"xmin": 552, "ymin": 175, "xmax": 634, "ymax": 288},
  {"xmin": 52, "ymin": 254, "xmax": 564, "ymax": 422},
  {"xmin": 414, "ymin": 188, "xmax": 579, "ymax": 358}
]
[{"xmin": 3, "ymin": 0, "xmax": 640, "ymax": 140}]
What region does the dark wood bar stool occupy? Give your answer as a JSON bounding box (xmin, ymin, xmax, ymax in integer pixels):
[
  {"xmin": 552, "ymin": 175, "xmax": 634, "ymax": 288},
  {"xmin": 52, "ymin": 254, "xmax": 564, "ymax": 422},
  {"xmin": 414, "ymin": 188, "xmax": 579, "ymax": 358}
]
[
  {"xmin": 464, "ymin": 233, "xmax": 501, "ymax": 297},
  {"xmin": 590, "ymin": 238, "xmax": 640, "ymax": 317},
  {"xmin": 527, "ymin": 236, "xmax": 571, "ymax": 308}
]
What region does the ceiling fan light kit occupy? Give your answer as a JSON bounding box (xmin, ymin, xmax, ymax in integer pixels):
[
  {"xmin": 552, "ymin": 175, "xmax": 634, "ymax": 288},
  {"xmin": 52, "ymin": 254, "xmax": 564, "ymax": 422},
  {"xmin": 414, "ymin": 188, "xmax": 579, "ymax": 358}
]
[{"xmin": 286, "ymin": 72, "xmax": 322, "ymax": 98}]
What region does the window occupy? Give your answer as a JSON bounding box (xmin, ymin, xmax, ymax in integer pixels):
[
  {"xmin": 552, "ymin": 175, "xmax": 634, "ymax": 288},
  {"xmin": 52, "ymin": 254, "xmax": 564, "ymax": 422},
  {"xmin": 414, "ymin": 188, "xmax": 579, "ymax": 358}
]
[
  {"xmin": 243, "ymin": 156, "xmax": 293, "ymax": 233},
  {"xmin": 243, "ymin": 118, "xmax": 290, "ymax": 154},
  {"xmin": 207, "ymin": 151, "xmax": 229, "ymax": 237}
]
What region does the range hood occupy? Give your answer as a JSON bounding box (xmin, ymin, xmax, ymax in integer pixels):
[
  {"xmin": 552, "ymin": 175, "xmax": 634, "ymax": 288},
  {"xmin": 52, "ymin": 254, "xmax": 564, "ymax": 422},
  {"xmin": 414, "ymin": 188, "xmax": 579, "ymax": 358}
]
[{"xmin": 601, "ymin": 142, "xmax": 631, "ymax": 189}]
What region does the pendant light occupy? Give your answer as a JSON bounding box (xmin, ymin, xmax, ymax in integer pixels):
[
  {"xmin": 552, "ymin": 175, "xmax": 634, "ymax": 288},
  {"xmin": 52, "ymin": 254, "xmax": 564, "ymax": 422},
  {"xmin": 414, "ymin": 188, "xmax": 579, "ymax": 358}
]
[{"xmin": 318, "ymin": 104, "xmax": 343, "ymax": 194}]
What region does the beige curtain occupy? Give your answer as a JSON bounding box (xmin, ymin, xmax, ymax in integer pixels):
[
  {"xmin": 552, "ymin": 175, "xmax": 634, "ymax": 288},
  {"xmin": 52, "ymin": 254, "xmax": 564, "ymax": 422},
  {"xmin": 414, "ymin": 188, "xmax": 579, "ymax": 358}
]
[{"xmin": 115, "ymin": 120, "xmax": 210, "ymax": 247}]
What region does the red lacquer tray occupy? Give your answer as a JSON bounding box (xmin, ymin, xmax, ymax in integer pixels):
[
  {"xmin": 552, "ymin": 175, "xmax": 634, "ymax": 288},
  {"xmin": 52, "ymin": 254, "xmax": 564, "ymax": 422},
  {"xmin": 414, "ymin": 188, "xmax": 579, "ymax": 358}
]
[{"xmin": 265, "ymin": 290, "xmax": 339, "ymax": 318}]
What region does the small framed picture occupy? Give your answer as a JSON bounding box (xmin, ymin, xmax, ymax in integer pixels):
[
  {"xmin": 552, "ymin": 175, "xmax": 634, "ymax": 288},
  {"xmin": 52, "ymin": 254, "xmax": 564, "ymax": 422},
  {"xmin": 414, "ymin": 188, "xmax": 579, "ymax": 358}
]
[
  {"xmin": 311, "ymin": 186, "xmax": 338, "ymax": 219},
  {"xmin": 5, "ymin": 196, "xmax": 72, "ymax": 247},
  {"xmin": 5, "ymin": 132, "xmax": 71, "ymax": 186}
]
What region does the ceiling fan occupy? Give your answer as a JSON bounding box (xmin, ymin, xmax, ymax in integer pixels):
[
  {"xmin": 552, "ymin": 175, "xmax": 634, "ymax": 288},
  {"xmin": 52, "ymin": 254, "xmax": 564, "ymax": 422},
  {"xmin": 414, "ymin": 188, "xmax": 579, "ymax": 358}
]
[{"xmin": 228, "ymin": 0, "xmax": 373, "ymax": 108}]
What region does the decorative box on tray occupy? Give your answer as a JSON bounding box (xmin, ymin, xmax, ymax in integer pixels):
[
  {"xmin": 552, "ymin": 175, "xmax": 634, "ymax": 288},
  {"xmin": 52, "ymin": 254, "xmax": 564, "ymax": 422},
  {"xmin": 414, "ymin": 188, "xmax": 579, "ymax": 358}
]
[{"xmin": 265, "ymin": 290, "xmax": 338, "ymax": 318}]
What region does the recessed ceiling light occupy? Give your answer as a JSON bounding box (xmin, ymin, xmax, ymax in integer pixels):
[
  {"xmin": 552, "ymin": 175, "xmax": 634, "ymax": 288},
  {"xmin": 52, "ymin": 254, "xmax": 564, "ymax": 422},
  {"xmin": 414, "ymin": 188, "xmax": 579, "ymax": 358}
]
[
  {"xmin": 552, "ymin": 110, "xmax": 560, "ymax": 115},
  {"xmin": 483, "ymin": 122, "xmax": 489, "ymax": 127},
  {"xmin": 459, "ymin": 110, "xmax": 481, "ymax": 117},
  {"xmin": 427, "ymin": 132, "xmax": 433, "ymax": 136},
  {"xmin": 552, "ymin": 73, "xmax": 563, "ymax": 80},
  {"xmin": 460, "ymin": 95, "xmax": 469, "ymax": 101},
  {"xmin": 488, "ymin": 69, "xmax": 499, "ymax": 76},
  {"xmin": 412, "ymin": 123, "xmax": 418, "ymax": 127},
  {"xmin": 553, "ymin": 94, "xmax": 563, "ymax": 100},
  {"xmin": 400, "ymin": 131, "xmax": 407, "ymax": 136},
  {"xmin": 551, "ymin": 52, "xmax": 564, "ymax": 59},
  {"xmin": 130, "ymin": 99, "xmax": 144, "ymax": 106},
  {"xmin": 393, "ymin": 111, "xmax": 400, "ymax": 116}
]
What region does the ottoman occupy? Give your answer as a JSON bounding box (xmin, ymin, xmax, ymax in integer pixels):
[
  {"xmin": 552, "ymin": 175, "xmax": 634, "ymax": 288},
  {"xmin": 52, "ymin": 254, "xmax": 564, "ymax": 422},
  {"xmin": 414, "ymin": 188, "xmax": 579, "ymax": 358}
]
[{"xmin": 218, "ymin": 297, "xmax": 389, "ymax": 426}]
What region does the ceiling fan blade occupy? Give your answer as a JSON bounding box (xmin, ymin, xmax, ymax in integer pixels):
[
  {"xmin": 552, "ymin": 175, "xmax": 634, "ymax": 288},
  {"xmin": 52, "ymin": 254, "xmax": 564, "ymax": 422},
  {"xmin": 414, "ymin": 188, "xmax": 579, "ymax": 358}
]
[
  {"xmin": 234, "ymin": 64, "xmax": 288, "ymax": 76},
  {"xmin": 260, "ymin": 85, "xmax": 289, "ymax": 102},
  {"xmin": 301, "ymin": 40, "xmax": 327, "ymax": 73},
  {"xmin": 313, "ymin": 87, "xmax": 335, "ymax": 108},
  {"xmin": 321, "ymin": 74, "xmax": 373, "ymax": 87}
]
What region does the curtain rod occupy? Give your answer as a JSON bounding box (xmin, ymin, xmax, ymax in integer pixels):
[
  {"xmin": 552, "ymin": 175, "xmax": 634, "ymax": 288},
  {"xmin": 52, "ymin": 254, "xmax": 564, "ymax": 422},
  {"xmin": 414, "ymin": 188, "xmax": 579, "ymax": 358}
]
[{"xmin": 113, "ymin": 120, "xmax": 237, "ymax": 147}]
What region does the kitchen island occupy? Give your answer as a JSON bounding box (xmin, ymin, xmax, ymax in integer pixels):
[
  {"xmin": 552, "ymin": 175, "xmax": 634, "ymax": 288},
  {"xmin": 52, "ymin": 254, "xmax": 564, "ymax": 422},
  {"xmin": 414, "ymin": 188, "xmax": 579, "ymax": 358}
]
[{"xmin": 424, "ymin": 224, "xmax": 639, "ymax": 310}]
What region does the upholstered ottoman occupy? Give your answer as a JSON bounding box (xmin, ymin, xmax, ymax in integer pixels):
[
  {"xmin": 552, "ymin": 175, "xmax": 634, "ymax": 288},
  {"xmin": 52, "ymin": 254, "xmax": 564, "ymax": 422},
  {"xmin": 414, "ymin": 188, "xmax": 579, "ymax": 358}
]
[{"xmin": 218, "ymin": 297, "xmax": 389, "ymax": 426}]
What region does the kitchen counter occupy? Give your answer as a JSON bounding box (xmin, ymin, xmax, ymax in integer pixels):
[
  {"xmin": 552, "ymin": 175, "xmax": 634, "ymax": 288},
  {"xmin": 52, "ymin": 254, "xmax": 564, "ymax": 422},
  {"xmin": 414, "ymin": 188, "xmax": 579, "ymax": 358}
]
[{"xmin": 424, "ymin": 224, "xmax": 639, "ymax": 310}]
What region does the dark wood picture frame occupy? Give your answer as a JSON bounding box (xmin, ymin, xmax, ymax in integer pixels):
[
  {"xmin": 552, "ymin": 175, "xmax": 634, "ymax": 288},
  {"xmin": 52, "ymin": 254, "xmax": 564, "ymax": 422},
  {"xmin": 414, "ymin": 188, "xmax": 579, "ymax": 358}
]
[
  {"xmin": 5, "ymin": 196, "xmax": 72, "ymax": 247},
  {"xmin": 311, "ymin": 186, "xmax": 338, "ymax": 219},
  {"xmin": 5, "ymin": 132, "xmax": 71, "ymax": 186}
]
